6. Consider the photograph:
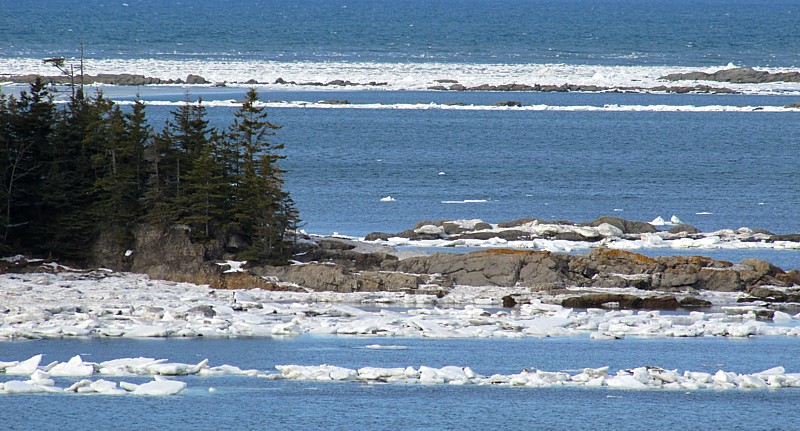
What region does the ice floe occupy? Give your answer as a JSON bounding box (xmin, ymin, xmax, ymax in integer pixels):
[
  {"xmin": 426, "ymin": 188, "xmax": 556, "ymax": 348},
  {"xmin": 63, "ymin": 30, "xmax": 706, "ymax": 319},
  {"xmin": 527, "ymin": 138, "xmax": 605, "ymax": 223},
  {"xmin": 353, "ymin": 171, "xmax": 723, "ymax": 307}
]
[
  {"xmin": 5, "ymin": 353, "xmax": 798, "ymax": 394},
  {"xmin": 0, "ymin": 355, "xmax": 201, "ymax": 395},
  {"xmin": 267, "ymin": 363, "xmax": 800, "ymax": 391},
  {"xmin": 0, "ymin": 271, "xmax": 798, "ymax": 342}
]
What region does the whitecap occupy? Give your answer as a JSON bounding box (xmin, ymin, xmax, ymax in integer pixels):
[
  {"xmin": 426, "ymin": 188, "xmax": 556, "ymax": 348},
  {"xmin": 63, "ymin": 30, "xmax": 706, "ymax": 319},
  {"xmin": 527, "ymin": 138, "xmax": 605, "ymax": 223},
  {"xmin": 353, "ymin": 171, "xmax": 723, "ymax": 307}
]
[{"xmin": 441, "ymin": 199, "xmax": 488, "ymax": 204}]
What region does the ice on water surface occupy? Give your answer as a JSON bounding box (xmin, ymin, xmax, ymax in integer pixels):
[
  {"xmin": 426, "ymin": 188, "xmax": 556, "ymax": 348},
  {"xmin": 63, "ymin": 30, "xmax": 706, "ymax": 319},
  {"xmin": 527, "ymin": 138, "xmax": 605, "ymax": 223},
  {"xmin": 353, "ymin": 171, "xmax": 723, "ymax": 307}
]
[{"xmin": 3, "ymin": 352, "xmax": 799, "ymax": 394}]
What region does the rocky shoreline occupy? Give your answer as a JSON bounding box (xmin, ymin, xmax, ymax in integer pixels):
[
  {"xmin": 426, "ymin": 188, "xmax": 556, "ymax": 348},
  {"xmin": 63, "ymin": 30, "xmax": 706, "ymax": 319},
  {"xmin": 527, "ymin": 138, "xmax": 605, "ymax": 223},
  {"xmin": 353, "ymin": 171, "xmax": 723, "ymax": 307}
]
[{"xmin": 4, "ymin": 216, "xmax": 799, "ymax": 312}]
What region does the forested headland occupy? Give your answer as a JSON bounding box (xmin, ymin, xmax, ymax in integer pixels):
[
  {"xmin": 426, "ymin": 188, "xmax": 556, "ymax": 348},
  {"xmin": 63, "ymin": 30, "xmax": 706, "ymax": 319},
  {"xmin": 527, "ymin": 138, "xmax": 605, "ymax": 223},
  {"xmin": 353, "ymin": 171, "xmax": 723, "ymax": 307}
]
[{"xmin": 0, "ymin": 79, "xmax": 298, "ymax": 264}]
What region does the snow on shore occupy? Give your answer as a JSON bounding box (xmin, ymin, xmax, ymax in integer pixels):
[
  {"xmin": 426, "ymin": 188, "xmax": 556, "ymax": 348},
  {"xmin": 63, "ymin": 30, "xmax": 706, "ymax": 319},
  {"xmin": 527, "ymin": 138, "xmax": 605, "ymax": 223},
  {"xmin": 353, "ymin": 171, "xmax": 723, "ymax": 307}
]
[{"xmin": 0, "ymin": 271, "xmax": 798, "ymax": 341}]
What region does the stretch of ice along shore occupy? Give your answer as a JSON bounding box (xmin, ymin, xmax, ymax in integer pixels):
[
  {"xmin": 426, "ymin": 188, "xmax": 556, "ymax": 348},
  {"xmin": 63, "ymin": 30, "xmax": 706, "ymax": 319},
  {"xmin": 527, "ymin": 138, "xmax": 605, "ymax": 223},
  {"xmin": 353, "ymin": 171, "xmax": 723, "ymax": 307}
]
[
  {"xmin": 2, "ymin": 354, "xmax": 800, "ymax": 394},
  {"xmin": 3, "ymin": 58, "xmax": 800, "ymax": 95},
  {"xmin": 1, "ymin": 271, "xmax": 798, "ymax": 341}
]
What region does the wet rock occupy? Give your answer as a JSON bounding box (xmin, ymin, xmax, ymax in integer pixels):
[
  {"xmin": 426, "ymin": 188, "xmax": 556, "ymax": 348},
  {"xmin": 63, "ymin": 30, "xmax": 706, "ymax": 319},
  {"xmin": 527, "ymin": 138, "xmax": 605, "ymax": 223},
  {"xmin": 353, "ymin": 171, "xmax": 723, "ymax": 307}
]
[
  {"xmin": 639, "ymin": 296, "xmax": 680, "ymax": 310},
  {"xmin": 587, "ymin": 216, "xmax": 657, "ymax": 234},
  {"xmin": 660, "ymin": 67, "xmax": 800, "ymax": 84},
  {"xmin": 502, "ymin": 295, "xmax": 517, "ymax": 308},
  {"xmin": 185, "ymin": 74, "xmax": 209, "ymax": 84},
  {"xmin": 679, "ymin": 296, "xmax": 712, "ymax": 308},
  {"xmin": 668, "ymin": 224, "xmax": 701, "ymax": 235},
  {"xmin": 561, "ymin": 294, "xmax": 642, "ymax": 309},
  {"xmin": 747, "ymin": 286, "xmax": 788, "ymax": 302},
  {"xmin": 492, "ymin": 101, "xmax": 522, "ymax": 107}
]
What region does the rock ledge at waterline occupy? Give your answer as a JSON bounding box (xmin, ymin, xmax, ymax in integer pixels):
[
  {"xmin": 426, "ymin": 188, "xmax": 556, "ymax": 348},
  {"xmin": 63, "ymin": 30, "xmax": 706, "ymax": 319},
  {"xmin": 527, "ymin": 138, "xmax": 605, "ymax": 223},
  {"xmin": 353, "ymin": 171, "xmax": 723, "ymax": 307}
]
[{"xmin": 4, "ymin": 217, "xmax": 799, "ymax": 309}]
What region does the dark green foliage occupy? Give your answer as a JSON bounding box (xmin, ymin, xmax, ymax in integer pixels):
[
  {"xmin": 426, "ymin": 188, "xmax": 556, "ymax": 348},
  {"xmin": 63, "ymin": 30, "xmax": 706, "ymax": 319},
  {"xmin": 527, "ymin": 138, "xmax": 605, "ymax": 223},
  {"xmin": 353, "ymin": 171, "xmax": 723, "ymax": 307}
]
[{"xmin": 0, "ymin": 84, "xmax": 298, "ymax": 263}]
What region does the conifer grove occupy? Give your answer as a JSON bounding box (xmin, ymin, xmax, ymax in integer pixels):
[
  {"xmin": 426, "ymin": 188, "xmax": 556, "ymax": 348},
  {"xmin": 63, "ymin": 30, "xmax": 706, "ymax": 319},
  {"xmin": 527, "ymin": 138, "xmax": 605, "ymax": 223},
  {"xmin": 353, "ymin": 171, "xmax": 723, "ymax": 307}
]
[{"xmin": 0, "ymin": 79, "xmax": 299, "ymax": 263}]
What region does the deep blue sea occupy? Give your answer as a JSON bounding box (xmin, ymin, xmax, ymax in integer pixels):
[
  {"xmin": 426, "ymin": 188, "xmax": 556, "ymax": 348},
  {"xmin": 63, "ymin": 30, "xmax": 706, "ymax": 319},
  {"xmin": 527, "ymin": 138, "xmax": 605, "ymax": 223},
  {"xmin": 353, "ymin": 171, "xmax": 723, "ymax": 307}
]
[
  {"xmin": 2, "ymin": 0, "xmax": 800, "ymax": 429},
  {"xmin": 2, "ymin": 0, "xmax": 800, "ymax": 67}
]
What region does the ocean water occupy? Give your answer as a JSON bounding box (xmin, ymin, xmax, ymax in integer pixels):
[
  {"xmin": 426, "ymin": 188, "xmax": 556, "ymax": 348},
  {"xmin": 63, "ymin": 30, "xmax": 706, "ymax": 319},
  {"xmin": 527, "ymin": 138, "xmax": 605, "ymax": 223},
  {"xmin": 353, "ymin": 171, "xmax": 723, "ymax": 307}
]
[
  {"xmin": 2, "ymin": 0, "xmax": 800, "ymax": 67},
  {"xmin": 133, "ymin": 95, "xmax": 800, "ymax": 239},
  {"xmin": 2, "ymin": 1, "xmax": 800, "ymax": 428},
  {"xmin": 2, "ymin": 336, "xmax": 800, "ymax": 430}
]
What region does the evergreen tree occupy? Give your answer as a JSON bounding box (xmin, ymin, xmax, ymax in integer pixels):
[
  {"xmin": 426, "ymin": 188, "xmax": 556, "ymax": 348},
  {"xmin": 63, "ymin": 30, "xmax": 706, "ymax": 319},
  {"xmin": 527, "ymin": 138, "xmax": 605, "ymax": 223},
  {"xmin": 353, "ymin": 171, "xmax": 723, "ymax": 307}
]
[
  {"xmin": 227, "ymin": 88, "xmax": 297, "ymax": 261},
  {"xmin": 161, "ymin": 95, "xmax": 213, "ymax": 201},
  {"xmin": 88, "ymin": 99, "xmax": 146, "ymax": 243},
  {"xmin": 178, "ymin": 137, "xmax": 227, "ymax": 239},
  {"xmin": 1, "ymin": 79, "xmax": 55, "ymax": 250},
  {"xmin": 36, "ymin": 91, "xmax": 100, "ymax": 259},
  {"xmin": 0, "ymin": 85, "xmax": 299, "ymax": 264}
]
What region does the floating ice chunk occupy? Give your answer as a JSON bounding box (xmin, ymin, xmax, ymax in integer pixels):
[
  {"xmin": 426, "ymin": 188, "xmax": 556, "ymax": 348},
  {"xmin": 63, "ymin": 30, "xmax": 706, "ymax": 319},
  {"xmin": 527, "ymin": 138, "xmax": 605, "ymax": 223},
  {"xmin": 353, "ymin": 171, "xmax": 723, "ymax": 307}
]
[
  {"xmin": 649, "ymin": 216, "xmax": 666, "ymax": 226},
  {"xmin": 2, "ymin": 380, "xmax": 49, "ymax": 394},
  {"xmin": 146, "ymin": 359, "xmax": 207, "ymax": 376},
  {"xmin": 670, "ymin": 215, "xmax": 682, "ymax": 224},
  {"xmin": 605, "ymin": 374, "xmax": 647, "ymax": 389},
  {"xmin": 49, "ymin": 355, "xmax": 95, "ymax": 377},
  {"xmin": 739, "ymin": 375, "xmax": 769, "ymax": 389},
  {"xmin": 0, "ymin": 361, "xmax": 20, "ymax": 372},
  {"xmin": 357, "ymin": 367, "xmax": 409, "ymax": 380},
  {"xmin": 380, "ymin": 196, "xmax": 396, "ymax": 202},
  {"xmin": 773, "ymin": 311, "xmax": 792, "ymax": 322},
  {"xmin": 5, "ymin": 354, "xmax": 42, "ymax": 375},
  {"xmin": 275, "ymin": 364, "xmax": 358, "ymax": 381},
  {"xmin": 29, "ymin": 369, "xmax": 55, "ymax": 387},
  {"xmin": 438, "ymin": 172, "xmax": 446, "ymax": 176},
  {"xmin": 132, "ymin": 378, "xmax": 187, "ymax": 396},
  {"xmin": 90, "ymin": 379, "xmax": 126, "ymax": 394}
]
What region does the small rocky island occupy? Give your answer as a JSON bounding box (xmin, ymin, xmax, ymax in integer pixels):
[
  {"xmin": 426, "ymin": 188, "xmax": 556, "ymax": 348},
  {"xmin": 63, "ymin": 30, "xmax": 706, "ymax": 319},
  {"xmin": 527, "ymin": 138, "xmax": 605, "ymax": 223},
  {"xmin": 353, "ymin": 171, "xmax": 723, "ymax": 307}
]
[{"xmin": 6, "ymin": 216, "xmax": 798, "ymax": 314}]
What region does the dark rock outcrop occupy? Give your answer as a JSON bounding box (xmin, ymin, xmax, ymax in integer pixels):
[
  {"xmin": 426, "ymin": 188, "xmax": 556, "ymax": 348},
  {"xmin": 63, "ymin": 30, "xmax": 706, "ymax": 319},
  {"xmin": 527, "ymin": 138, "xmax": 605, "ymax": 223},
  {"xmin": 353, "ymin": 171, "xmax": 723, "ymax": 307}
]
[
  {"xmin": 3, "ymin": 73, "xmax": 211, "ymax": 86},
  {"xmin": 660, "ymin": 67, "xmax": 800, "ymax": 84}
]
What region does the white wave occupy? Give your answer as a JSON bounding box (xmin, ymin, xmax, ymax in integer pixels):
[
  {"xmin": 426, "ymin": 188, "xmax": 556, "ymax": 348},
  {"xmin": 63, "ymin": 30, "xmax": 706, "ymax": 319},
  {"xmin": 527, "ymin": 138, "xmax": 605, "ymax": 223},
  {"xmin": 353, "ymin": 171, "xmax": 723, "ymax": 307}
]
[
  {"xmin": 103, "ymin": 99, "xmax": 800, "ymax": 113},
  {"xmin": 442, "ymin": 199, "xmax": 489, "ymax": 204},
  {"xmin": 362, "ymin": 344, "xmax": 408, "ymax": 350},
  {"xmin": 3, "ymin": 57, "xmax": 800, "ymax": 94}
]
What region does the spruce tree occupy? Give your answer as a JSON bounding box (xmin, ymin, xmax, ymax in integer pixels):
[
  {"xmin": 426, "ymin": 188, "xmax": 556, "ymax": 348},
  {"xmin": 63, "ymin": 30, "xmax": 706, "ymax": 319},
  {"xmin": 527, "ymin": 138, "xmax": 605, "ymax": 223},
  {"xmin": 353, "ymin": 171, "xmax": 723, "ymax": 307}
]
[
  {"xmin": 1, "ymin": 79, "xmax": 55, "ymax": 250},
  {"xmin": 178, "ymin": 137, "xmax": 227, "ymax": 239},
  {"xmin": 88, "ymin": 99, "xmax": 146, "ymax": 243},
  {"xmin": 36, "ymin": 91, "xmax": 100, "ymax": 259},
  {"xmin": 227, "ymin": 88, "xmax": 297, "ymax": 261}
]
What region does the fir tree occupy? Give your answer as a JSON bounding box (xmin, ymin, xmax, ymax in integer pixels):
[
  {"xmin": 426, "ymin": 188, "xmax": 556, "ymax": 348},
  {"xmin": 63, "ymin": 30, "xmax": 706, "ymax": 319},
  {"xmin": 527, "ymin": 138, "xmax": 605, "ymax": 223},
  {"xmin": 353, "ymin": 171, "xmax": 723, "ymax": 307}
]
[
  {"xmin": 1, "ymin": 79, "xmax": 55, "ymax": 250},
  {"xmin": 88, "ymin": 99, "xmax": 146, "ymax": 243},
  {"xmin": 35, "ymin": 91, "xmax": 100, "ymax": 259},
  {"xmin": 178, "ymin": 138, "xmax": 227, "ymax": 239},
  {"xmin": 226, "ymin": 88, "xmax": 297, "ymax": 261}
]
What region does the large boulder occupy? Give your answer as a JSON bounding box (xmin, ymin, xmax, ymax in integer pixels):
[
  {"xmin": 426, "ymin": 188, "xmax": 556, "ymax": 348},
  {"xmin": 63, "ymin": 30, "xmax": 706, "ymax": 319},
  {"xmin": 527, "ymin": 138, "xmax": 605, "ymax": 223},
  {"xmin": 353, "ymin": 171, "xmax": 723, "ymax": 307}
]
[{"xmin": 586, "ymin": 216, "xmax": 657, "ymax": 234}]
